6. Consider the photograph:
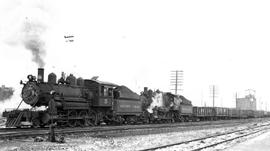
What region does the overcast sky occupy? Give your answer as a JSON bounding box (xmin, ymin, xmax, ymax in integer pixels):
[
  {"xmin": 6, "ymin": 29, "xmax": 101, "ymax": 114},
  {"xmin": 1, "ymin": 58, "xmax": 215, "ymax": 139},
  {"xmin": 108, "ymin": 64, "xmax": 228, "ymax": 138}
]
[{"xmin": 0, "ymin": 0, "xmax": 270, "ymax": 112}]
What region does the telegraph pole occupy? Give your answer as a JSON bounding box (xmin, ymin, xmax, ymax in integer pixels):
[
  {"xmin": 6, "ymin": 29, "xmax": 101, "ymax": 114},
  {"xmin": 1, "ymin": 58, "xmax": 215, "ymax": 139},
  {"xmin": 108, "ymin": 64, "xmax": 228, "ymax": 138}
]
[
  {"xmin": 210, "ymin": 85, "xmax": 218, "ymax": 107},
  {"xmin": 170, "ymin": 70, "xmax": 183, "ymax": 95},
  {"xmin": 235, "ymin": 92, "xmax": 238, "ymax": 108},
  {"xmin": 212, "ymin": 85, "xmax": 215, "ymax": 107},
  {"xmin": 201, "ymin": 90, "xmax": 204, "ymax": 106}
]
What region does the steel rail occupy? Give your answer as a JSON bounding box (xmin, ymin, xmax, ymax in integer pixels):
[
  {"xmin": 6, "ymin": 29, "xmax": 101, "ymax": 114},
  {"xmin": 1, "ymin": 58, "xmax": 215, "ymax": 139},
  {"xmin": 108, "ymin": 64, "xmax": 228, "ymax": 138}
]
[
  {"xmin": 0, "ymin": 119, "xmax": 258, "ymax": 139},
  {"xmin": 0, "ymin": 118, "xmax": 259, "ymax": 132},
  {"xmin": 139, "ymin": 123, "xmax": 270, "ymax": 151},
  {"xmin": 191, "ymin": 127, "xmax": 270, "ymax": 151}
]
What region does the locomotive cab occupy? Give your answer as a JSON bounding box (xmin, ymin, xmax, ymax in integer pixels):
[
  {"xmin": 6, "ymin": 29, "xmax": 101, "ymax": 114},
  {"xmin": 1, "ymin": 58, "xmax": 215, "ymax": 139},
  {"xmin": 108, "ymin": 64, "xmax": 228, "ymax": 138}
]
[{"xmin": 84, "ymin": 79, "xmax": 117, "ymax": 107}]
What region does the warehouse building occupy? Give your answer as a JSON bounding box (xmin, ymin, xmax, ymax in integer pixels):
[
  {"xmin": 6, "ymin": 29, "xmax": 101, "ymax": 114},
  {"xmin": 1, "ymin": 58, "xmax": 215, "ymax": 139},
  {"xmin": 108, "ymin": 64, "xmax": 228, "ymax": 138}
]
[{"xmin": 236, "ymin": 94, "xmax": 256, "ymax": 110}]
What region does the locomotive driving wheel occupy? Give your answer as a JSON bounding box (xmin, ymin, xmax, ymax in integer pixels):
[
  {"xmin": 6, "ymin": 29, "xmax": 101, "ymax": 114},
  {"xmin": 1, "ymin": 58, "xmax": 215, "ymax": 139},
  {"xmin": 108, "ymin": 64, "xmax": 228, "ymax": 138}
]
[
  {"xmin": 78, "ymin": 111, "xmax": 88, "ymax": 127},
  {"xmin": 173, "ymin": 112, "xmax": 183, "ymax": 122},
  {"xmin": 86, "ymin": 111, "xmax": 97, "ymax": 126},
  {"xmin": 68, "ymin": 110, "xmax": 77, "ymax": 127}
]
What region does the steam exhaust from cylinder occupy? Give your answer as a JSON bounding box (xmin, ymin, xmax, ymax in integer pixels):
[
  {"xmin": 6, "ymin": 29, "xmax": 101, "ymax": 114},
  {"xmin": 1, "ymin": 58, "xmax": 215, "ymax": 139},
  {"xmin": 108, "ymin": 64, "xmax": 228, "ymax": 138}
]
[{"xmin": 38, "ymin": 68, "xmax": 44, "ymax": 82}]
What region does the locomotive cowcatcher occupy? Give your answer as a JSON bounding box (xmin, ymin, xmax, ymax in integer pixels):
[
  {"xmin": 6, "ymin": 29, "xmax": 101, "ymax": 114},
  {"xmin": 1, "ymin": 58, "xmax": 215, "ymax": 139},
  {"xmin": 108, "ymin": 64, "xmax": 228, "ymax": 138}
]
[{"xmin": 3, "ymin": 68, "xmax": 143, "ymax": 128}]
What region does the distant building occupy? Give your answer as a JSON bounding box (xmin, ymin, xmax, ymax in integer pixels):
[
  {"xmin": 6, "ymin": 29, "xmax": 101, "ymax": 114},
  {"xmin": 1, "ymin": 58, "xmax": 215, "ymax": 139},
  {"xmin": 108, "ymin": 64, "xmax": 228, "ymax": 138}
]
[{"xmin": 236, "ymin": 94, "xmax": 256, "ymax": 110}]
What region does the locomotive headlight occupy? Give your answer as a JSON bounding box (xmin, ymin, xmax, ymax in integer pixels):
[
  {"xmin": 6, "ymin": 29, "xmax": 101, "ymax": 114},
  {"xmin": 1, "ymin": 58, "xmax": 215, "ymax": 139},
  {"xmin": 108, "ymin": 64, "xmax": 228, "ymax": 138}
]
[
  {"xmin": 27, "ymin": 75, "xmax": 36, "ymax": 81},
  {"xmin": 27, "ymin": 75, "xmax": 33, "ymax": 80}
]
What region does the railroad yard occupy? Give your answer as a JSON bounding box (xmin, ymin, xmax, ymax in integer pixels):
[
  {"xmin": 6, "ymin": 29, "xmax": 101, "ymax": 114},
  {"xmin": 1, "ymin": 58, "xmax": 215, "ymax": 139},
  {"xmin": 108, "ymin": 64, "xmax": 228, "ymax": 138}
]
[
  {"xmin": 1, "ymin": 68, "xmax": 269, "ymax": 151},
  {"xmin": 1, "ymin": 0, "xmax": 270, "ymax": 150},
  {"xmin": 0, "ymin": 118, "xmax": 269, "ymax": 151}
]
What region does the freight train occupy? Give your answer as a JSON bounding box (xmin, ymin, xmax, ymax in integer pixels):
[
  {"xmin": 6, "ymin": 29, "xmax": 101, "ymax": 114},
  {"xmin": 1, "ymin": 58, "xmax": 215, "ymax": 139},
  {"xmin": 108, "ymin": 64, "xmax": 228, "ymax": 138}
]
[
  {"xmin": 2, "ymin": 68, "xmax": 270, "ymax": 128},
  {"xmin": 141, "ymin": 88, "xmax": 270, "ymax": 122}
]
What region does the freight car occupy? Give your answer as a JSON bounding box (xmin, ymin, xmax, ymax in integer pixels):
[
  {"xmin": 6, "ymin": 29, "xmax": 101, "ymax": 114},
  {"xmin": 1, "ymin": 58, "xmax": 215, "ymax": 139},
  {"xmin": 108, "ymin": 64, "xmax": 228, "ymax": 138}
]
[
  {"xmin": 193, "ymin": 107, "xmax": 269, "ymax": 120},
  {"xmin": 228, "ymin": 108, "xmax": 241, "ymax": 119},
  {"xmin": 192, "ymin": 107, "xmax": 215, "ymax": 121}
]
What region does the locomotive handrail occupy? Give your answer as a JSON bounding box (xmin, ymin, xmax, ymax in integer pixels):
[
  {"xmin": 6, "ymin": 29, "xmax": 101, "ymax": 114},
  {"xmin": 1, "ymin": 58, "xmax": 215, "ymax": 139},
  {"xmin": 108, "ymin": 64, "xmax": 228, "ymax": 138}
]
[
  {"xmin": 7, "ymin": 111, "xmax": 24, "ymax": 127},
  {"xmin": 16, "ymin": 100, "xmax": 23, "ymax": 110}
]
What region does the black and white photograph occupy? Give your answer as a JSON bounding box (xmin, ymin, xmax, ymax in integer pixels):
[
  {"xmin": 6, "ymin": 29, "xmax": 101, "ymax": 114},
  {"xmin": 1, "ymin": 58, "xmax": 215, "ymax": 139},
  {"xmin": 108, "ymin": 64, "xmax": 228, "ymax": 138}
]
[{"xmin": 0, "ymin": 0, "xmax": 270, "ymax": 150}]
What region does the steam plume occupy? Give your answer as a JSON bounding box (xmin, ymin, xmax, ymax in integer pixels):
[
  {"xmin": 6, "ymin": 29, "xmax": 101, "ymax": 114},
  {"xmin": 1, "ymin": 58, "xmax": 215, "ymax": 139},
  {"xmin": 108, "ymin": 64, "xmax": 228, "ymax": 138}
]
[{"xmin": 0, "ymin": 85, "xmax": 14, "ymax": 102}]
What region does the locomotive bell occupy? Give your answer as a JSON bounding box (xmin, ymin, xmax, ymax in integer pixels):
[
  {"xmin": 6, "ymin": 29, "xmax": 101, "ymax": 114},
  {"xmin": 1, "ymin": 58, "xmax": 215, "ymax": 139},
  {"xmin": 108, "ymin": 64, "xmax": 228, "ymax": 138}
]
[{"xmin": 38, "ymin": 68, "xmax": 44, "ymax": 82}]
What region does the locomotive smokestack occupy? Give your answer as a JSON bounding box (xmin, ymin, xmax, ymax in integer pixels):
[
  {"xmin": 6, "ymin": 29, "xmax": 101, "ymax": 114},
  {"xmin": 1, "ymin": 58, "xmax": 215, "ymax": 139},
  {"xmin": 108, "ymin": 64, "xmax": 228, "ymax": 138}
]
[{"xmin": 38, "ymin": 68, "xmax": 44, "ymax": 82}]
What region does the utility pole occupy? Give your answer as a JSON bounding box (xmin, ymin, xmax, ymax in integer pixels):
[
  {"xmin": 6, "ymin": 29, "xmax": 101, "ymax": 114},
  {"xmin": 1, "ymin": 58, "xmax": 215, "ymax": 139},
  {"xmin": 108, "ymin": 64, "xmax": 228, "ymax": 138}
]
[
  {"xmin": 170, "ymin": 70, "xmax": 183, "ymax": 95},
  {"xmin": 212, "ymin": 85, "xmax": 215, "ymax": 107},
  {"xmin": 210, "ymin": 85, "xmax": 218, "ymax": 107},
  {"xmin": 235, "ymin": 92, "xmax": 238, "ymax": 109},
  {"xmin": 263, "ymin": 101, "xmax": 266, "ymax": 111},
  {"xmin": 201, "ymin": 90, "xmax": 204, "ymax": 106}
]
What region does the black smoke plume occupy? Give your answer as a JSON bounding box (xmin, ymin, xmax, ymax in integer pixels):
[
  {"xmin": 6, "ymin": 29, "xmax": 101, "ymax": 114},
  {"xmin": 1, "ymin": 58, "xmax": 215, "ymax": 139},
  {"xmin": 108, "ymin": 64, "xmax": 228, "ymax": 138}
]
[{"xmin": 22, "ymin": 19, "xmax": 46, "ymax": 68}]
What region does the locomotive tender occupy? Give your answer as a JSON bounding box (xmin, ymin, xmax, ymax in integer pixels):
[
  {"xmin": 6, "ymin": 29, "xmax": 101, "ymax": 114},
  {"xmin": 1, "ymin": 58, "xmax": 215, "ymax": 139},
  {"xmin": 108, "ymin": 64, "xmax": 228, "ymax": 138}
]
[{"xmin": 3, "ymin": 68, "xmax": 270, "ymax": 128}]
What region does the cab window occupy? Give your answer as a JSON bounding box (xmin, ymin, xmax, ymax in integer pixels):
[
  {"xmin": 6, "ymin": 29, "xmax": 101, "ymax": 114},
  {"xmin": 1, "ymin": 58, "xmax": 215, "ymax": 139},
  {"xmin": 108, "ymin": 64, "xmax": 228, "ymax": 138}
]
[
  {"xmin": 100, "ymin": 86, "xmax": 108, "ymax": 96},
  {"xmin": 108, "ymin": 88, "xmax": 113, "ymax": 97},
  {"xmin": 104, "ymin": 87, "xmax": 108, "ymax": 96},
  {"xmin": 100, "ymin": 86, "xmax": 104, "ymax": 96}
]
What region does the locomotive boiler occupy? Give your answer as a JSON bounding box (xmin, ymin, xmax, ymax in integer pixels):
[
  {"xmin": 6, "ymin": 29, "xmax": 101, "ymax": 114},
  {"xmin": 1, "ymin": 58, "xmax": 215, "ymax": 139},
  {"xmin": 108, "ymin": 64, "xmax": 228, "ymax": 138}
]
[{"xmin": 22, "ymin": 68, "xmax": 89, "ymax": 108}]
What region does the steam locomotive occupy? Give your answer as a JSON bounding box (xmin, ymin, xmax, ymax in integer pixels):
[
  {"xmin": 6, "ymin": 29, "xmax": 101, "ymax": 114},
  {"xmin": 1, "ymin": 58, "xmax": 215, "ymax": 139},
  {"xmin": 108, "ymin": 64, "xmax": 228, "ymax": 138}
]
[
  {"xmin": 3, "ymin": 68, "xmax": 144, "ymax": 128},
  {"xmin": 3, "ymin": 68, "xmax": 270, "ymax": 128}
]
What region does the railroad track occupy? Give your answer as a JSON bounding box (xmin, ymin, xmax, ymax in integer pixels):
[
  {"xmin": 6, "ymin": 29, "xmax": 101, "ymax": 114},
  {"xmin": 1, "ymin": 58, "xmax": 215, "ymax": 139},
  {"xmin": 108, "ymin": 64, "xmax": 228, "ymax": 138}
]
[
  {"xmin": 139, "ymin": 122, "xmax": 270, "ymax": 151},
  {"xmin": 0, "ymin": 118, "xmax": 258, "ymax": 132},
  {"xmin": 0, "ymin": 118, "xmax": 267, "ymax": 140}
]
